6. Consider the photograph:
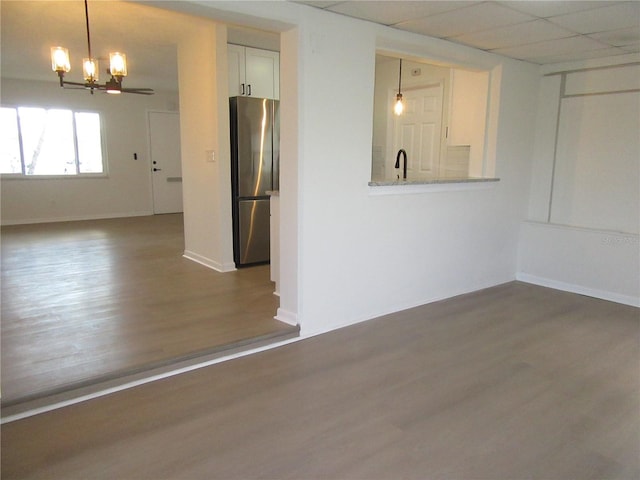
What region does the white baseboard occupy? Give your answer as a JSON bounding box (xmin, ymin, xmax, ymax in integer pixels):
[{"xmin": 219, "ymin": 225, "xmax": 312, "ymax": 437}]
[
  {"xmin": 275, "ymin": 308, "xmax": 298, "ymax": 326},
  {"xmin": 516, "ymin": 273, "xmax": 640, "ymax": 308},
  {"xmin": 1, "ymin": 211, "xmax": 154, "ymax": 226},
  {"xmin": 183, "ymin": 251, "xmax": 236, "ymax": 273}
]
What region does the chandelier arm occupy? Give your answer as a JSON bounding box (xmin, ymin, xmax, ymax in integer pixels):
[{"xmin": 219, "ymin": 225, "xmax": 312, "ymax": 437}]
[{"xmin": 61, "ymin": 80, "xmax": 90, "ymax": 87}]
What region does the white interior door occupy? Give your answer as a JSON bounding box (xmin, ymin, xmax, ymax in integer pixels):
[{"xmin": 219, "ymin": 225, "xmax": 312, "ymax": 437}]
[
  {"xmin": 392, "ymin": 83, "xmax": 444, "ymax": 177},
  {"xmin": 149, "ymin": 111, "xmax": 183, "ymax": 214}
]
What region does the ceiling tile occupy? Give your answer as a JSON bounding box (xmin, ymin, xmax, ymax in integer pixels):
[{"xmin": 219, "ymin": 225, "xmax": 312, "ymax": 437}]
[
  {"xmin": 588, "ymin": 26, "xmax": 640, "ymax": 47},
  {"xmin": 492, "ymin": 35, "xmax": 609, "ymax": 60},
  {"xmin": 528, "ymin": 47, "xmax": 629, "ymax": 64},
  {"xmin": 326, "ymin": 1, "xmax": 473, "ymax": 26},
  {"xmin": 452, "ymin": 19, "xmax": 574, "ymax": 50},
  {"xmin": 396, "ymin": 2, "xmax": 535, "ymax": 38},
  {"xmin": 548, "ymin": 2, "xmax": 640, "ymax": 34},
  {"xmin": 500, "ymin": 1, "xmax": 612, "ymax": 18}
]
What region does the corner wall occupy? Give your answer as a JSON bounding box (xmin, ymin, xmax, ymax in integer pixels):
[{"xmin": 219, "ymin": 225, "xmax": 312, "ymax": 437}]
[{"xmin": 518, "ymin": 56, "xmax": 640, "ymax": 307}]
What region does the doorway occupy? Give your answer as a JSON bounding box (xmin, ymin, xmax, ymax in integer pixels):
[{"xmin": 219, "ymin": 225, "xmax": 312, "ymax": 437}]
[
  {"xmin": 390, "ymin": 83, "xmax": 445, "ymax": 178},
  {"xmin": 149, "ymin": 111, "xmax": 183, "ymax": 214}
]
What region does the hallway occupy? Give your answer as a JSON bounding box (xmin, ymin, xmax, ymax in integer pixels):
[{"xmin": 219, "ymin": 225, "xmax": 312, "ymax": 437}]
[{"xmin": 1, "ymin": 214, "xmax": 296, "ymax": 407}]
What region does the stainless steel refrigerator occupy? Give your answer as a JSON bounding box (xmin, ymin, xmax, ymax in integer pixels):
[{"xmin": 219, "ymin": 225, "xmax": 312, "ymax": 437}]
[{"xmin": 230, "ymin": 96, "xmax": 279, "ymax": 267}]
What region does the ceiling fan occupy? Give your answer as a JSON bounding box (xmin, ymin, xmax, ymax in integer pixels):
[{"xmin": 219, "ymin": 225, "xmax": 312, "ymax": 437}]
[{"xmin": 50, "ymin": 0, "xmax": 154, "ymax": 95}]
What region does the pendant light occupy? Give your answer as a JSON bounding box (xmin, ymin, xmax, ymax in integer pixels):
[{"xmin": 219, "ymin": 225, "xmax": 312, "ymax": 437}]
[
  {"xmin": 394, "ymin": 58, "xmax": 403, "ymax": 116},
  {"xmin": 50, "ymin": 0, "xmax": 153, "ymax": 95}
]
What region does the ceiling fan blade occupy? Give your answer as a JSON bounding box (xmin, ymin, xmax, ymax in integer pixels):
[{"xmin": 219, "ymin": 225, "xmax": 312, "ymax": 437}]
[{"xmin": 121, "ymin": 88, "xmax": 155, "ymax": 95}]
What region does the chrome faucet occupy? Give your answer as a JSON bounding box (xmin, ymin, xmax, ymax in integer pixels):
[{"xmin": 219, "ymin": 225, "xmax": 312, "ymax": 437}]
[{"xmin": 395, "ymin": 149, "xmax": 407, "ymax": 179}]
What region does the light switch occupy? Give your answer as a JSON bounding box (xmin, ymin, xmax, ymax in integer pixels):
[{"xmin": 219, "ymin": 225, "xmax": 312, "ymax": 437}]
[{"xmin": 206, "ymin": 150, "xmax": 215, "ymax": 163}]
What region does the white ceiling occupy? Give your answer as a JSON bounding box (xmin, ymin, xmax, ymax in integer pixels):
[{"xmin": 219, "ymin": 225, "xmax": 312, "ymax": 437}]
[
  {"xmin": 297, "ymin": 1, "xmax": 640, "ymax": 64},
  {"xmin": 0, "ymin": 1, "xmax": 186, "ymax": 92},
  {"xmin": 1, "ymin": 1, "xmax": 638, "ymax": 94},
  {"xmin": 0, "ymin": 1, "xmax": 276, "ymax": 93}
]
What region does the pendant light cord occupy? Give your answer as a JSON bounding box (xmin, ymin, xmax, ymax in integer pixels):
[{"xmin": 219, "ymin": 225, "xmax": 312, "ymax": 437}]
[
  {"xmin": 398, "ymin": 58, "xmax": 402, "ymax": 95},
  {"xmin": 84, "ymin": 0, "xmax": 92, "ymax": 60}
]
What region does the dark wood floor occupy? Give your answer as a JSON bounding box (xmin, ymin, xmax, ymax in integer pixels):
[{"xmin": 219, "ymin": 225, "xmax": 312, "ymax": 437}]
[
  {"xmin": 1, "ymin": 214, "xmax": 295, "ymax": 406},
  {"xmin": 2, "ymin": 282, "xmax": 638, "ymax": 479}
]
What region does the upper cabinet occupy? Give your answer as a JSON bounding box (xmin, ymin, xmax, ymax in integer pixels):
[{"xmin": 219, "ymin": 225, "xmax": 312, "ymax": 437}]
[
  {"xmin": 228, "ymin": 44, "xmax": 280, "ymax": 100},
  {"xmin": 447, "ymin": 69, "xmax": 489, "ymax": 148}
]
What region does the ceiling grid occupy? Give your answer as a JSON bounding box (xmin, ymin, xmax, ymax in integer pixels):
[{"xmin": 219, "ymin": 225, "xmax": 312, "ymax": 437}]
[{"xmin": 299, "ymin": 1, "xmax": 640, "ymax": 64}]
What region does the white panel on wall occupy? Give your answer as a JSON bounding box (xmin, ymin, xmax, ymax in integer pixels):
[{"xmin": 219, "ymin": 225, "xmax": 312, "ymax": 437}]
[
  {"xmin": 564, "ymin": 65, "xmax": 640, "ymax": 96},
  {"xmin": 550, "ymin": 91, "xmax": 640, "ymax": 234},
  {"xmin": 527, "ymin": 75, "xmax": 562, "ymax": 222}
]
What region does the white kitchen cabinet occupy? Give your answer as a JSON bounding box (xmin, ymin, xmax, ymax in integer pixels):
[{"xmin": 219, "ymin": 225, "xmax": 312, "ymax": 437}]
[
  {"xmin": 447, "ymin": 69, "xmax": 489, "ymax": 176},
  {"xmin": 228, "ymin": 44, "xmax": 280, "ymax": 100},
  {"xmin": 447, "ymin": 69, "xmax": 489, "ymax": 146}
]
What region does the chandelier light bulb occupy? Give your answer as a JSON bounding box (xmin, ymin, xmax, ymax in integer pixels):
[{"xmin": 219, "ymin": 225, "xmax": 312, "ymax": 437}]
[
  {"xmin": 82, "ymin": 58, "xmax": 99, "ymax": 82},
  {"xmin": 109, "ymin": 52, "xmax": 127, "ymax": 77},
  {"xmin": 51, "ymin": 47, "xmax": 71, "ymax": 73}
]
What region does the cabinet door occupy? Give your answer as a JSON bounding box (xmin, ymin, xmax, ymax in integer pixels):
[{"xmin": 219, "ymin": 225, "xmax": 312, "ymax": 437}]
[
  {"xmin": 244, "ymin": 47, "xmax": 279, "ymax": 100},
  {"xmin": 228, "ymin": 44, "xmax": 246, "ymax": 97}
]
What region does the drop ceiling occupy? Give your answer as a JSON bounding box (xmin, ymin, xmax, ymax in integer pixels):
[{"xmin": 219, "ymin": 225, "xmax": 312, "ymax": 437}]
[
  {"xmin": 1, "ymin": 0, "xmax": 638, "ymax": 94},
  {"xmin": 297, "ymin": 1, "xmax": 640, "ymax": 64}
]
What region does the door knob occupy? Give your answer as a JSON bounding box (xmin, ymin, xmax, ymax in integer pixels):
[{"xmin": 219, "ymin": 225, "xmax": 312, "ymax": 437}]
[{"xmin": 153, "ymin": 168, "xmax": 162, "ymax": 172}]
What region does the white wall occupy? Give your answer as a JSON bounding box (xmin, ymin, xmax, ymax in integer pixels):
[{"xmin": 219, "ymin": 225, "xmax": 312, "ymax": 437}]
[
  {"xmin": 177, "ymin": 19, "xmax": 235, "ymax": 272},
  {"xmin": 518, "ymin": 56, "xmax": 640, "ymax": 307},
  {"xmin": 0, "ymin": 78, "xmax": 178, "ymax": 224},
  {"xmin": 284, "ymin": 8, "xmax": 539, "ymax": 335},
  {"xmin": 274, "ymin": 26, "xmax": 300, "ymax": 327}
]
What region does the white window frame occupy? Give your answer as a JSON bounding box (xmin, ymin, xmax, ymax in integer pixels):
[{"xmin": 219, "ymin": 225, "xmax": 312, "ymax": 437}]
[{"xmin": 0, "ymin": 105, "xmax": 108, "ymax": 179}]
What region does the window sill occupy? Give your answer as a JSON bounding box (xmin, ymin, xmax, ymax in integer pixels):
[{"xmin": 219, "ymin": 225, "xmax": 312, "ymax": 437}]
[
  {"xmin": 1, "ymin": 174, "xmax": 108, "ymax": 180},
  {"xmin": 368, "ymin": 177, "xmax": 499, "ymax": 195}
]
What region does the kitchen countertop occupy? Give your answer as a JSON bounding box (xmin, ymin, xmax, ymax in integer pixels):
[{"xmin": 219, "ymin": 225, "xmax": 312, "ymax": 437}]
[
  {"xmin": 266, "ymin": 190, "xmax": 279, "ymax": 196},
  {"xmin": 368, "ymin": 177, "xmax": 499, "ymax": 186}
]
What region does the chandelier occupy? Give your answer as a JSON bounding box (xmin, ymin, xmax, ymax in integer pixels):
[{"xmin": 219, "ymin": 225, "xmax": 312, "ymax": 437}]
[{"xmin": 50, "ymin": 0, "xmax": 153, "ymax": 95}]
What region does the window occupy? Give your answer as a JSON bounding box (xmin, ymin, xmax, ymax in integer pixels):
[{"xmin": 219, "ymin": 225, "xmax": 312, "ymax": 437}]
[{"xmin": 0, "ymin": 106, "xmax": 105, "ymax": 176}]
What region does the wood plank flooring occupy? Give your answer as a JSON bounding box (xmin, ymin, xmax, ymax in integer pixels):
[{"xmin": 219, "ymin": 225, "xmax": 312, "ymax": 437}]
[
  {"xmin": 2, "ymin": 282, "xmax": 638, "ymax": 479},
  {"xmin": 1, "ymin": 215, "xmax": 295, "ymax": 406}
]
